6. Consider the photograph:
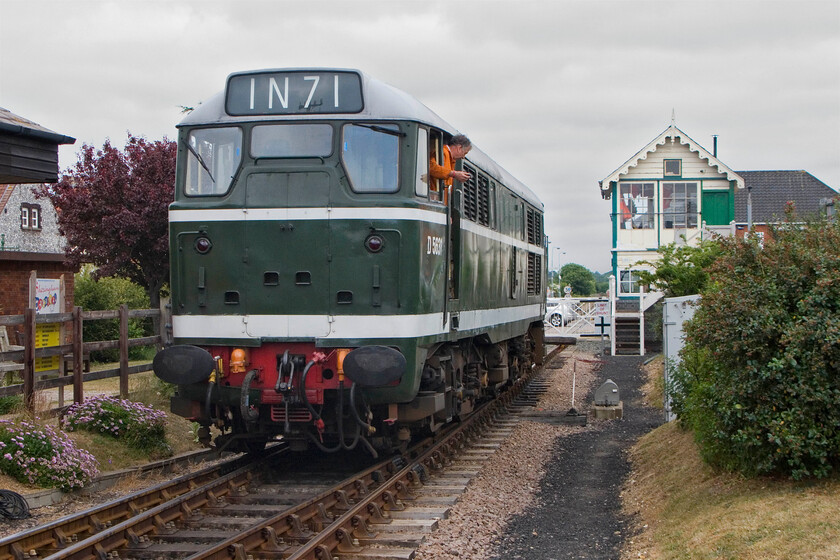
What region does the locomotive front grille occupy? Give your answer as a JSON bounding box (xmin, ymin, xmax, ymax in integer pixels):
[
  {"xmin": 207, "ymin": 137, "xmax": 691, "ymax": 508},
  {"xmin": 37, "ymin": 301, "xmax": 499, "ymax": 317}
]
[{"xmin": 270, "ymin": 406, "xmax": 313, "ymax": 423}]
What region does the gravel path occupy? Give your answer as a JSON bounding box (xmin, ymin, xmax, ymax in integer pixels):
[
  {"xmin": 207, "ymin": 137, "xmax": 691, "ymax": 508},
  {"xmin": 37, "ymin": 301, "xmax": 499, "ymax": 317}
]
[{"xmin": 415, "ymin": 339, "xmax": 663, "ymax": 560}]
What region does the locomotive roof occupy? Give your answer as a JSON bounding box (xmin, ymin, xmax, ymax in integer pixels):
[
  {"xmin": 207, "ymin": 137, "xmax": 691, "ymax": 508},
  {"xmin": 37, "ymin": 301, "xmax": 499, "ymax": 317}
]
[{"xmin": 179, "ymin": 68, "xmax": 542, "ymax": 209}]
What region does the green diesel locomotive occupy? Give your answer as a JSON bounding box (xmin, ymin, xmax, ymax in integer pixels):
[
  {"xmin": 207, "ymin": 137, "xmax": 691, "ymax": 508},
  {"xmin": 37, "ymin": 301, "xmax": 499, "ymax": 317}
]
[{"xmin": 153, "ymin": 69, "xmax": 547, "ymax": 455}]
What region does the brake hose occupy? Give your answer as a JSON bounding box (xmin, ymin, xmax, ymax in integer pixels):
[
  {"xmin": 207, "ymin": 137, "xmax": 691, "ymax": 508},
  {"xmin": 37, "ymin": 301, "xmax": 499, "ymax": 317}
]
[{"xmin": 240, "ymin": 369, "xmax": 260, "ymax": 425}]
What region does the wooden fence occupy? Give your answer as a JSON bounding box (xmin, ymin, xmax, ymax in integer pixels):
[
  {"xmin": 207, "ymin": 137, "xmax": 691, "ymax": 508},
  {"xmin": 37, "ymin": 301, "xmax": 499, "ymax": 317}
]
[{"xmin": 0, "ymin": 305, "xmax": 164, "ymax": 412}]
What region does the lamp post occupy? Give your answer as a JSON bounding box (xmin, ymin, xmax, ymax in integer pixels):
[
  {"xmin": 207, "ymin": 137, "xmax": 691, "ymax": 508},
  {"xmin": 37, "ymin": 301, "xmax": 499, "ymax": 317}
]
[{"xmin": 553, "ymin": 248, "xmax": 565, "ymax": 271}]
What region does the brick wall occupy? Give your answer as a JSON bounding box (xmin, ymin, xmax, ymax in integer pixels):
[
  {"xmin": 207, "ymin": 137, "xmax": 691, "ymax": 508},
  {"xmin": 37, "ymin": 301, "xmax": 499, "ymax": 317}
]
[{"xmin": 0, "ymin": 259, "xmax": 76, "ymax": 343}]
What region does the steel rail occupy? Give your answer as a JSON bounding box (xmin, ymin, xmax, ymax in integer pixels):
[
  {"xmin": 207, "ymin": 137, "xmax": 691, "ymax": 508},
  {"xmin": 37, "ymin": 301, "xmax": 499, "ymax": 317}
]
[
  {"xmin": 0, "ymin": 450, "xmax": 270, "ymax": 560},
  {"xmin": 187, "ymin": 365, "xmax": 534, "ymax": 560},
  {"xmin": 17, "ymin": 349, "xmax": 558, "ymax": 560},
  {"xmin": 35, "ymin": 447, "xmax": 288, "ymax": 560}
]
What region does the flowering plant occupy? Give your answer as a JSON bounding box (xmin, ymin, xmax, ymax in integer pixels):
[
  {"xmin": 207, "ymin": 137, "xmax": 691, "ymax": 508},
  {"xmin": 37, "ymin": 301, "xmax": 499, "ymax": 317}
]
[
  {"xmin": 0, "ymin": 420, "xmax": 99, "ymax": 491},
  {"xmin": 63, "ymin": 395, "xmax": 171, "ymax": 456}
]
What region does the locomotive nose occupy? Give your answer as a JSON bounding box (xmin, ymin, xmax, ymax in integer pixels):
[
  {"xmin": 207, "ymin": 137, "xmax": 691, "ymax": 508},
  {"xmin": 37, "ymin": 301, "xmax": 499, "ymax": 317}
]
[{"xmin": 153, "ymin": 345, "xmax": 216, "ymax": 385}]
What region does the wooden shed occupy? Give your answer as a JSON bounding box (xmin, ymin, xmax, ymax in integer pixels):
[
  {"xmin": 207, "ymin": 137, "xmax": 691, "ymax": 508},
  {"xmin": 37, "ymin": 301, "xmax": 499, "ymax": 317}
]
[{"xmin": 0, "ymin": 107, "xmax": 75, "ymax": 184}]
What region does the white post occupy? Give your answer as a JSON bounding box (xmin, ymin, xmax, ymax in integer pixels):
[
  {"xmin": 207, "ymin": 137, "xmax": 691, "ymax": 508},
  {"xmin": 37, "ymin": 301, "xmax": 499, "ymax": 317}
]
[{"xmin": 639, "ymin": 285, "xmax": 645, "ymax": 356}]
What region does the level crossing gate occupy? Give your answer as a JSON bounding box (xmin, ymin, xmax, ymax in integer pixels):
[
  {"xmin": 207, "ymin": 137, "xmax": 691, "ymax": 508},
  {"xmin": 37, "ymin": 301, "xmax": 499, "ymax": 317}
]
[{"xmin": 544, "ymin": 297, "xmax": 611, "ymax": 338}]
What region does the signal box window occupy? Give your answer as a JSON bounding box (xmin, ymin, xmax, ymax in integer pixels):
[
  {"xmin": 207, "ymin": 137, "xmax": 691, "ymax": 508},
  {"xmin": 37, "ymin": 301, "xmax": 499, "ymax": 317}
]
[
  {"xmin": 663, "ymin": 182, "xmax": 698, "ymax": 228},
  {"xmin": 619, "ymin": 270, "xmax": 642, "ymax": 294},
  {"xmin": 342, "ymin": 123, "xmax": 400, "ymax": 193},
  {"xmin": 664, "ymin": 159, "xmax": 681, "ymax": 177},
  {"xmin": 185, "ymin": 127, "xmax": 242, "ymax": 196},
  {"xmin": 619, "ymin": 182, "xmax": 655, "ymax": 229}
]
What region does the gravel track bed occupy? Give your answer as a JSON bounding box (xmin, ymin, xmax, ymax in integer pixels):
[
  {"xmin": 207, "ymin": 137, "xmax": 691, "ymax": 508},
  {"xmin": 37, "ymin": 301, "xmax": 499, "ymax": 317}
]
[{"xmin": 415, "ymin": 340, "xmax": 608, "ymax": 560}]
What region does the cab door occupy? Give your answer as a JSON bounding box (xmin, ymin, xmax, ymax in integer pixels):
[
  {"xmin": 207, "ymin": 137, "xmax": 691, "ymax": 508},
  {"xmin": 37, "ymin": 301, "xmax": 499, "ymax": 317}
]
[{"xmin": 330, "ymin": 123, "xmax": 404, "ymax": 322}]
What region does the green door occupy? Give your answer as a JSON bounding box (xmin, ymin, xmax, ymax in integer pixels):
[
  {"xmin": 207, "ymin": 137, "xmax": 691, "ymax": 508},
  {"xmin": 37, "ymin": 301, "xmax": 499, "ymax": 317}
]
[{"xmin": 701, "ymin": 191, "xmax": 730, "ymax": 225}]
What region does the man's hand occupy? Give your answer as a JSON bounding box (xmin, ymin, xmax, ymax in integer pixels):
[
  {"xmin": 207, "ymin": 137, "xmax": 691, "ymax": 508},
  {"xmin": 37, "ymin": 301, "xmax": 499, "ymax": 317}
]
[{"xmin": 451, "ymin": 169, "xmax": 471, "ymax": 182}]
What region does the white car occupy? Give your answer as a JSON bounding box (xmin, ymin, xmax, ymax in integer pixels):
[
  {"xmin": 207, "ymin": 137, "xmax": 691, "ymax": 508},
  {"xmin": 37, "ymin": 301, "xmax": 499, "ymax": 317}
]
[{"xmin": 545, "ymin": 298, "xmax": 576, "ymax": 327}]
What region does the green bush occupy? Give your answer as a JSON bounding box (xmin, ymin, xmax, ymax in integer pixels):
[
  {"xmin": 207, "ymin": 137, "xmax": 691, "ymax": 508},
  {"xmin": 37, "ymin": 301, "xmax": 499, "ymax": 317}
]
[
  {"xmin": 63, "ymin": 395, "xmax": 172, "ymax": 458},
  {"xmin": 672, "ymin": 214, "xmax": 840, "ymax": 479},
  {"xmin": 636, "ymin": 237, "xmax": 724, "ymax": 298},
  {"xmin": 75, "ymin": 267, "xmax": 153, "ymax": 362}
]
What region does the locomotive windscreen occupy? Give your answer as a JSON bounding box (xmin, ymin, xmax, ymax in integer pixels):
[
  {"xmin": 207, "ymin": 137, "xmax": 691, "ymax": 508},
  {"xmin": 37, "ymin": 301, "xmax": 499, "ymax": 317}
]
[{"xmin": 226, "ymin": 70, "xmax": 364, "ymax": 115}]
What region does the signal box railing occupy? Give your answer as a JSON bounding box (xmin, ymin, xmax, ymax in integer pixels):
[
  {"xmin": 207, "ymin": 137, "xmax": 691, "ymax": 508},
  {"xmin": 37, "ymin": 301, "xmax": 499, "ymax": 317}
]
[{"xmin": 0, "ymin": 305, "xmax": 163, "ymax": 413}]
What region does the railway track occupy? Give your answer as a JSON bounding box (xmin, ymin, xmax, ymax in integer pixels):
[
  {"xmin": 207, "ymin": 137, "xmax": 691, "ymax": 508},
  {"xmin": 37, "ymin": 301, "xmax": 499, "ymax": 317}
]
[{"xmin": 1, "ymin": 347, "xmax": 568, "ymax": 560}]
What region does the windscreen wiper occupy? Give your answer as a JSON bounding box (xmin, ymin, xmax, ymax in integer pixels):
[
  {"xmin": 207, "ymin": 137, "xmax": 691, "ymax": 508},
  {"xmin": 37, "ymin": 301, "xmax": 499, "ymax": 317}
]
[
  {"xmin": 354, "ymin": 124, "xmax": 406, "ymax": 137},
  {"xmin": 184, "ymin": 140, "xmax": 215, "ymax": 183}
]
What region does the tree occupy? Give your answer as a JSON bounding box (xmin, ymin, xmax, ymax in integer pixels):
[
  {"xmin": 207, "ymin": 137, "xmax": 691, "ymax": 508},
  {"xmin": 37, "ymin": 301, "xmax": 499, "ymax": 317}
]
[
  {"xmin": 635, "ymin": 238, "xmax": 724, "ymax": 298},
  {"xmin": 559, "ymin": 263, "xmax": 596, "ymax": 296},
  {"xmin": 74, "ymin": 266, "xmax": 152, "ymax": 362},
  {"xmin": 39, "ymin": 134, "xmax": 176, "ymax": 310}
]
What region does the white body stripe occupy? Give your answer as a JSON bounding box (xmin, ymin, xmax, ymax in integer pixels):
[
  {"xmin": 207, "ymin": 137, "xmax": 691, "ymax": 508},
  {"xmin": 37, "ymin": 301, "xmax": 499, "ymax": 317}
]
[
  {"xmin": 170, "ymin": 207, "xmax": 541, "ymax": 252},
  {"xmin": 170, "ymin": 207, "xmax": 447, "ymax": 225},
  {"xmin": 173, "ymin": 304, "xmax": 542, "ymax": 341}
]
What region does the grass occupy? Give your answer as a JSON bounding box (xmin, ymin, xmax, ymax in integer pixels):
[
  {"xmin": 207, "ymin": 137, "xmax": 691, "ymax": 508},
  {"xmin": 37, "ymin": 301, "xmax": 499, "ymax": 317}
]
[{"xmin": 622, "ymin": 362, "xmax": 840, "ymax": 560}]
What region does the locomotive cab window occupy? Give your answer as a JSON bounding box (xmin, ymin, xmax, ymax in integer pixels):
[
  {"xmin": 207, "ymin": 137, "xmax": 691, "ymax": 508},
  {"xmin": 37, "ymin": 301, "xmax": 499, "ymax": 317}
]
[
  {"xmin": 184, "ymin": 127, "xmax": 242, "ymax": 196},
  {"xmin": 251, "ymin": 124, "xmax": 333, "ymax": 158},
  {"xmin": 341, "ymin": 123, "xmax": 401, "ymax": 193},
  {"xmin": 428, "ymin": 130, "xmax": 444, "ymax": 202},
  {"xmin": 415, "ymin": 128, "xmax": 429, "ymax": 197}
]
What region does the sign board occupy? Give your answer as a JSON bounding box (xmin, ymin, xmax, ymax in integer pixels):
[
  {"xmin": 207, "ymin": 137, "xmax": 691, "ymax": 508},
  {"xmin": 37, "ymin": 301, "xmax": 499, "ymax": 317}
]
[
  {"xmin": 33, "ymin": 277, "xmax": 63, "ymax": 374},
  {"xmin": 226, "ymin": 70, "xmax": 364, "ymax": 116},
  {"xmin": 593, "ymin": 302, "xmax": 610, "ymax": 317},
  {"xmin": 34, "ymin": 278, "xmax": 61, "ymax": 314},
  {"xmin": 34, "ymin": 323, "xmax": 60, "ymax": 373},
  {"xmin": 564, "ymin": 286, "xmax": 572, "ymax": 295}
]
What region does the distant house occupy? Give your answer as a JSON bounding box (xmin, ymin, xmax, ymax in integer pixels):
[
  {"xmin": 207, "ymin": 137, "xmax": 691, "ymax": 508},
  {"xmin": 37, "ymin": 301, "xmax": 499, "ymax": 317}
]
[
  {"xmin": 0, "ymin": 107, "xmax": 76, "ymax": 330},
  {"xmin": 599, "ymin": 124, "xmax": 744, "ymax": 298},
  {"xmin": 734, "ymin": 170, "xmax": 838, "ymax": 240}
]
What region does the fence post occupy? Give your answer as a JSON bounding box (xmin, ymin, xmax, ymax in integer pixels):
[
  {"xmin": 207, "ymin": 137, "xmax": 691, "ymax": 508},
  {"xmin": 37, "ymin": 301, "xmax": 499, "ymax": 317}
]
[
  {"xmin": 119, "ymin": 304, "xmax": 129, "ymax": 398},
  {"xmin": 23, "ymin": 308, "xmax": 35, "ymax": 412},
  {"xmin": 73, "ymin": 306, "xmax": 84, "ymax": 404}
]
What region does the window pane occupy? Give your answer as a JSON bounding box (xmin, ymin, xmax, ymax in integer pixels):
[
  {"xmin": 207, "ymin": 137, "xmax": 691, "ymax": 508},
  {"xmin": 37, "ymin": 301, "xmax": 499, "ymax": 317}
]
[
  {"xmin": 31, "ymin": 208, "xmax": 40, "ymax": 229},
  {"xmin": 185, "ymin": 127, "xmax": 242, "ymax": 196},
  {"xmin": 20, "ymin": 207, "xmax": 29, "ymax": 229},
  {"xmin": 620, "ymin": 270, "xmax": 641, "ymax": 294},
  {"xmin": 342, "ymin": 124, "xmax": 400, "ymax": 193},
  {"xmin": 415, "ymin": 128, "xmax": 429, "ymax": 197},
  {"xmin": 619, "ymin": 183, "xmax": 655, "ymax": 229},
  {"xmin": 664, "ymin": 159, "xmax": 681, "ymax": 176},
  {"xmin": 663, "ymin": 182, "xmax": 698, "ymax": 228},
  {"xmin": 251, "ymin": 124, "xmax": 333, "ymax": 158}
]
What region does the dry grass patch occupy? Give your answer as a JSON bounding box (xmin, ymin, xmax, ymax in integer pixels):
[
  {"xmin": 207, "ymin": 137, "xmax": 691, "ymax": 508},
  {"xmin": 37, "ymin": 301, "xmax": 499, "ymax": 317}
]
[
  {"xmin": 639, "ymin": 354, "xmax": 664, "ymax": 410},
  {"xmin": 622, "ymin": 413, "xmax": 840, "ymax": 560}
]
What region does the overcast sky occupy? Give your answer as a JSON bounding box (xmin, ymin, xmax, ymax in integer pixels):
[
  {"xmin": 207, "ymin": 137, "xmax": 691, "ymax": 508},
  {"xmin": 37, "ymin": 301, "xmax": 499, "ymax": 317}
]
[{"xmin": 1, "ymin": 0, "xmax": 838, "ymax": 273}]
